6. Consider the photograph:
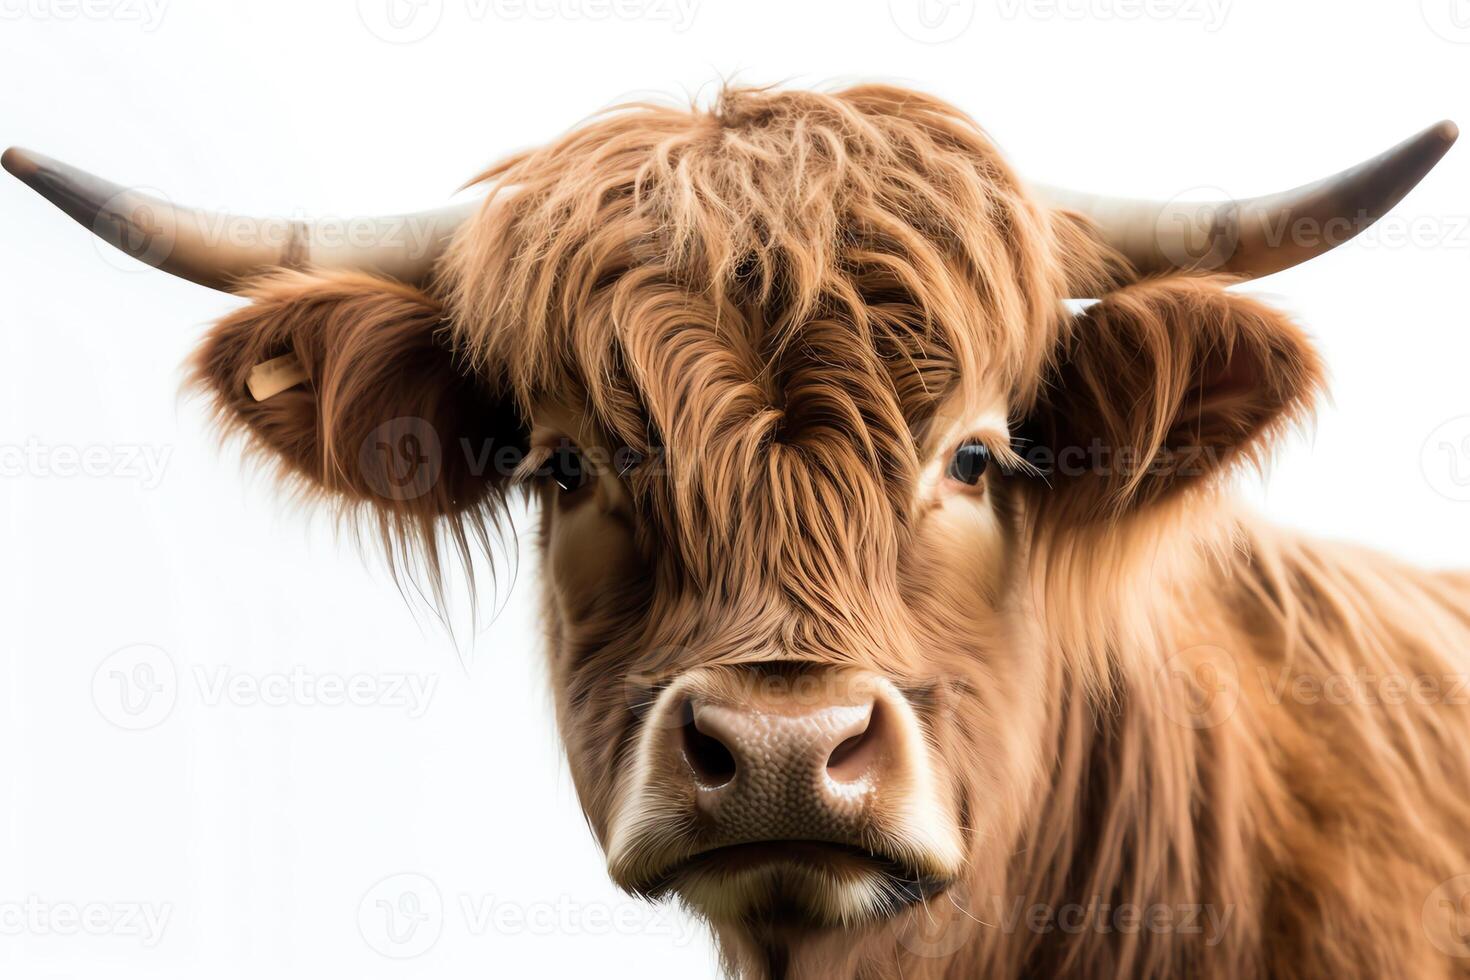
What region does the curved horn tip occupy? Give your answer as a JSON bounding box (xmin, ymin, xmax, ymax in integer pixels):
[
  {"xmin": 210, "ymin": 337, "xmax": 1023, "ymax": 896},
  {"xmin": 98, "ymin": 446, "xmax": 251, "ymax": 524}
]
[{"xmin": 2, "ymin": 146, "xmax": 38, "ymax": 181}]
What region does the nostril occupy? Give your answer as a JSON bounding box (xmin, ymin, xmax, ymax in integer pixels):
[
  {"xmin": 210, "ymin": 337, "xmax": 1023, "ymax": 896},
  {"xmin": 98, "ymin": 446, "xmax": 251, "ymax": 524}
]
[
  {"xmin": 826, "ymin": 702, "xmax": 882, "ymax": 782},
  {"xmin": 826, "ymin": 732, "xmax": 867, "ymax": 773},
  {"xmin": 681, "ymin": 703, "xmax": 737, "ymax": 787}
]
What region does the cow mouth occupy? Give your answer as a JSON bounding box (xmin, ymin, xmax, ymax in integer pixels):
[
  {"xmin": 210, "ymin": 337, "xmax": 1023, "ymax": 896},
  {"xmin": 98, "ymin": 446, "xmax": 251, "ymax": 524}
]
[{"xmin": 642, "ymin": 840, "xmax": 954, "ymax": 924}]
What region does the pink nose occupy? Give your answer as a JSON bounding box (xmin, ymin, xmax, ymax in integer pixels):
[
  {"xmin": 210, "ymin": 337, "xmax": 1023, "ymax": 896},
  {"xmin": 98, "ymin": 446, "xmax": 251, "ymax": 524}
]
[{"xmin": 677, "ymin": 684, "xmax": 890, "ymax": 845}]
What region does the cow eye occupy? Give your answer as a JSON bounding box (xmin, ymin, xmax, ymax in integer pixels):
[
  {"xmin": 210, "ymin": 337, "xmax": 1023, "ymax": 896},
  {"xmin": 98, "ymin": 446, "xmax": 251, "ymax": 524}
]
[
  {"xmin": 946, "ymin": 441, "xmax": 990, "ymax": 486},
  {"xmin": 545, "ymin": 444, "xmax": 590, "ymax": 493}
]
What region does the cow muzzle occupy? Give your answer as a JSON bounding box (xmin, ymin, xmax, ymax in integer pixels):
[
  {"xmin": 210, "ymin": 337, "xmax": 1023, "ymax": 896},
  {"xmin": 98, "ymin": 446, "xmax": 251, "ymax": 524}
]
[{"xmin": 605, "ymin": 665, "xmax": 965, "ymax": 926}]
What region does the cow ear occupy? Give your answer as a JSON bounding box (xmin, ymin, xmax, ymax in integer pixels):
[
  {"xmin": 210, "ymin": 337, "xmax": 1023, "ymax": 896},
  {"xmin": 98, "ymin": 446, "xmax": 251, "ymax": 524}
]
[
  {"xmin": 1019, "ymin": 275, "xmax": 1324, "ymax": 522},
  {"xmin": 189, "ymin": 269, "xmax": 526, "ymax": 568}
]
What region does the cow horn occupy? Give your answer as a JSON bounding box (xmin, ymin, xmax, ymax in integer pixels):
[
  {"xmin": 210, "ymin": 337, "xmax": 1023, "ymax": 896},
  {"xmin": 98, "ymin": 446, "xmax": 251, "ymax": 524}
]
[
  {"xmin": 2, "ymin": 146, "xmax": 477, "ymax": 292},
  {"xmin": 1038, "ymin": 120, "xmax": 1458, "ymax": 291}
]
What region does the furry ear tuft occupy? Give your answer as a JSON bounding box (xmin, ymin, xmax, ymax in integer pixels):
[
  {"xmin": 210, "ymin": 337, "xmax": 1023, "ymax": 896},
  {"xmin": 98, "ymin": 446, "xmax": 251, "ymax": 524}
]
[
  {"xmin": 1021, "ymin": 275, "xmax": 1325, "ymax": 523},
  {"xmin": 189, "ymin": 269, "xmax": 527, "ymax": 596}
]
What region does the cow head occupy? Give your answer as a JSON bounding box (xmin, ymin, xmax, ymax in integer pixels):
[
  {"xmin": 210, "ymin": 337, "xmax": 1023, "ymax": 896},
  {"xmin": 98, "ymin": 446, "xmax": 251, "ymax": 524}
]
[{"xmin": 7, "ymin": 85, "xmax": 1454, "ymax": 973}]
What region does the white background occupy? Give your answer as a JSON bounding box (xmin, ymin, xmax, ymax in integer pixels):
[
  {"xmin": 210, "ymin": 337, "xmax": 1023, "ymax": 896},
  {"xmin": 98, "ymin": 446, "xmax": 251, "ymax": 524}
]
[{"xmin": 2, "ymin": 1, "xmax": 1468, "ymax": 977}]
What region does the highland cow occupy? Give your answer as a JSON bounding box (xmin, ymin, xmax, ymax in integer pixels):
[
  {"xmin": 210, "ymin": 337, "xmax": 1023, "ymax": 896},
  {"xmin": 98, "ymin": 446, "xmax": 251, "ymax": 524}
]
[{"xmin": 8, "ymin": 85, "xmax": 1470, "ymax": 979}]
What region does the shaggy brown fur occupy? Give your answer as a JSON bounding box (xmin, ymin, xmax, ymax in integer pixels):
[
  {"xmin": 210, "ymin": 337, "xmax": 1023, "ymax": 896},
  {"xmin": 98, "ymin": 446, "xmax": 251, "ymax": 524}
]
[{"xmin": 191, "ymin": 84, "xmax": 1470, "ymax": 978}]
